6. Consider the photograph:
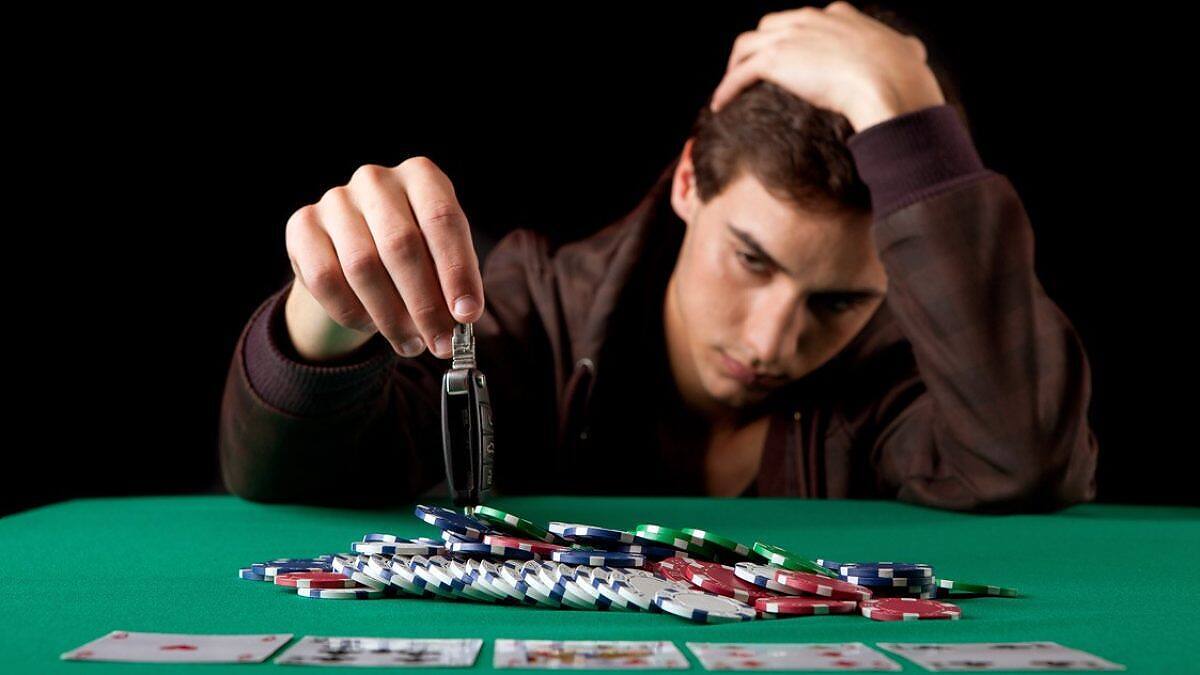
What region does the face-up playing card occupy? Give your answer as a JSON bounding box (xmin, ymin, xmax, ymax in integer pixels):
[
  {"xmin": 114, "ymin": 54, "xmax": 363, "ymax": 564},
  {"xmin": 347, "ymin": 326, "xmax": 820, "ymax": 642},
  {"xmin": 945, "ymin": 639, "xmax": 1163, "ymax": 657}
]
[
  {"xmin": 495, "ymin": 640, "xmax": 689, "ymax": 669},
  {"xmin": 876, "ymin": 642, "xmax": 1126, "ymax": 671},
  {"xmin": 274, "ymin": 637, "xmax": 483, "ymax": 667},
  {"xmin": 686, "ymin": 643, "xmax": 901, "ymax": 671},
  {"xmin": 60, "ymin": 630, "xmax": 293, "ymax": 663}
]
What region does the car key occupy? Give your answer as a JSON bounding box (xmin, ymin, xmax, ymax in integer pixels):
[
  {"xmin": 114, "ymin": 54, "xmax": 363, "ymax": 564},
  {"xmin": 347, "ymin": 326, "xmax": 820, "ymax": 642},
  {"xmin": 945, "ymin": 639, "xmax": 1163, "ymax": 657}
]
[{"xmin": 441, "ymin": 322, "xmax": 495, "ymax": 507}]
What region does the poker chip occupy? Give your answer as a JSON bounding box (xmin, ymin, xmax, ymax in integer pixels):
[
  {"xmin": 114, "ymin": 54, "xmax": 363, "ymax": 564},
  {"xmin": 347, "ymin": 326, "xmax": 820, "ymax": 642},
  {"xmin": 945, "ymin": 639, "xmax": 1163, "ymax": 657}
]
[
  {"xmin": 680, "ymin": 528, "xmax": 753, "ymax": 560},
  {"xmin": 238, "ymin": 568, "xmax": 267, "ymax": 581},
  {"xmin": 560, "ymin": 524, "xmax": 641, "ymax": 546},
  {"xmin": 650, "ymin": 557, "xmax": 698, "ymax": 585},
  {"xmin": 552, "ymin": 549, "xmax": 645, "ymax": 568},
  {"xmin": 842, "ymin": 575, "xmax": 936, "ymax": 589},
  {"xmin": 297, "ymin": 586, "xmax": 385, "ymax": 599},
  {"xmin": 249, "ymin": 556, "xmax": 335, "ymax": 577},
  {"xmin": 634, "ymin": 524, "xmax": 716, "ymax": 556},
  {"xmin": 392, "ymin": 560, "xmax": 454, "ymax": 599},
  {"xmin": 838, "ymin": 562, "xmax": 933, "ymax": 579},
  {"xmin": 468, "ymin": 506, "xmax": 555, "ymax": 543},
  {"xmin": 755, "ymin": 596, "xmax": 859, "ymax": 616},
  {"xmin": 815, "ymin": 559, "xmax": 841, "ymax": 570},
  {"xmin": 427, "ymin": 556, "xmax": 497, "ymax": 602},
  {"xmin": 652, "ymin": 587, "xmax": 756, "ymax": 623},
  {"xmin": 773, "ymin": 569, "xmax": 872, "ymax": 601},
  {"xmin": 860, "ymin": 597, "xmax": 962, "ymax": 621},
  {"xmin": 448, "ymin": 541, "xmax": 538, "ymax": 560},
  {"xmin": 751, "ymin": 542, "xmax": 838, "ymax": 578},
  {"xmin": 352, "ymin": 538, "xmax": 445, "ymax": 556},
  {"xmin": 503, "ymin": 562, "xmax": 561, "ymax": 608},
  {"xmin": 414, "ymin": 504, "xmax": 488, "ymax": 540},
  {"xmin": 273, "ymin": 572, "xmax": 360, "ymax": 589},
  {"xmin": 447, "ymin": 559, "xmax": 507, "ymax": 601},
  {"xmin": 607, "ymin": 543, "xmax": 683, "ymax": 559},
  {"xmin": 933, "ymin": 577, "xmax": 1019, "ymax": 597},
  {"xmin": 613, "ymin": 573, "xmax": 692, "ymax": 611},
  {"xmin": 482, "ymin": 534, "xmax": 568, "ymax": 557},
  {"xmin": 733, "ymin": 562, "xmax": 804, "ymax": 595},
  {"xmin": 684, "ymin": 561, "xmax": 779, "ymax": 603}
]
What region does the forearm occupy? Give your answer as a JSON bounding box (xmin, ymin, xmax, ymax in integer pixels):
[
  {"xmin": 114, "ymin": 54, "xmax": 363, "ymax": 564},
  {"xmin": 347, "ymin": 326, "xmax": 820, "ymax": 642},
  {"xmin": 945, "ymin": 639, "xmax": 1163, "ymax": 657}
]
[
  {"xmin": 850, "ymin": 106, "xmax": 1098, "ymax": 510},
  {"xmin": 218, "ymin": 281, "xmax": 442, "ymax": 505}
]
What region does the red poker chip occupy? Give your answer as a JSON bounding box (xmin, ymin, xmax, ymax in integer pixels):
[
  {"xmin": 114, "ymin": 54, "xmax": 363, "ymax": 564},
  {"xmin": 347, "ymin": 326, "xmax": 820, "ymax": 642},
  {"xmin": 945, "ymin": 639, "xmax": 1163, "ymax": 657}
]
[
  {"xmin": 755, "ymin": 596, "xmax": 859, "ymax": 615},
  {"xmin": 686, "ymin": 561, "xmax": 780, "ymax": 603},
  {"xmin": 481, "ymin": 534, "xmax": 567, "ymax": 557},
  {"xmin": 273, "ymin": 572, "xmax": 360, "ymax": 589},
  {"xmin": 773, "ymin": 569, "xmax": 872, "ymax": 601},
  {"xmin": 653, "ymin": 558, "xmax": 697, "ymax": 585},
  {"xmin": 860, "ymin": 597, "xmax": 962, "ymax": 621}
]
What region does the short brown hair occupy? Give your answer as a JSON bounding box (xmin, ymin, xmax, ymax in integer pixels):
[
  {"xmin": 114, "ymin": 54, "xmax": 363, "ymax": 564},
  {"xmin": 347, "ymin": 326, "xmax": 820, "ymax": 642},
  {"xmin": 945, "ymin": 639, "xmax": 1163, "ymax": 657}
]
[{"xmin": 690, "ymin": 4, "xmax": 968, "ymax": 216}]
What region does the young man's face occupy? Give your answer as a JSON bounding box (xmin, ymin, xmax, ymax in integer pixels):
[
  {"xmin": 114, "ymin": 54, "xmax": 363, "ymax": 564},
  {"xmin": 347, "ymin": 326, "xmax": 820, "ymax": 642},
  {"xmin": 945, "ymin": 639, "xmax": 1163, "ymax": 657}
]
[{"xmin": 666, "ymin": 141, "xmax": 888, "ymax": 413}]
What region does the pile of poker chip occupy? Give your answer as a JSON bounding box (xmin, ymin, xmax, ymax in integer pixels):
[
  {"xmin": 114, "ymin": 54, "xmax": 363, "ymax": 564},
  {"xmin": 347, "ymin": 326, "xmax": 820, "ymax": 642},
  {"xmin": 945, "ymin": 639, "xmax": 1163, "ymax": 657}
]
[{"xmin": 238, "ymin": 504, "xmax": 1018, "ymax": 624}]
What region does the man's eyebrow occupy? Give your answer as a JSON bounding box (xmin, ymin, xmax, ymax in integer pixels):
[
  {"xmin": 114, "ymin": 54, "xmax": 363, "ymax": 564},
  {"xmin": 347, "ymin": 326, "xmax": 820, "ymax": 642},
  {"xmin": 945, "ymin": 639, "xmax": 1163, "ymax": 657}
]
[{"xmin": 726, "ymin": 222, "xmax": 885, "ymax": 297}]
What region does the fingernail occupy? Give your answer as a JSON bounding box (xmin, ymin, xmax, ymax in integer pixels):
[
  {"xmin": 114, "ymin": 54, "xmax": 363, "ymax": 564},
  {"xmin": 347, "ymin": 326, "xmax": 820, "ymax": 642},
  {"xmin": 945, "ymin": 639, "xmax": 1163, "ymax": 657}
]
[
  {"xmin": 454, "ymin": 295, "xmax": 479, "ymax": 318},
  {"xmin": 434, "ymin": 334, "xmax": 452, "ymax": 358},
  {"xmin": 400, "ymin": 337, "xmax": 425, "ymax": 357}
]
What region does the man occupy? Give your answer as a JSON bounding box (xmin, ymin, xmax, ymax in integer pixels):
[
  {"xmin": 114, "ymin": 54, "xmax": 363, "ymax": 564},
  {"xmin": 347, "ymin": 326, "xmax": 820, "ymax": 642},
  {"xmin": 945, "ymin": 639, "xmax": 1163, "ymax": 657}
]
[{"xmin": 219, "ymin": 3, "xmax": 1097, "ymax": 511}]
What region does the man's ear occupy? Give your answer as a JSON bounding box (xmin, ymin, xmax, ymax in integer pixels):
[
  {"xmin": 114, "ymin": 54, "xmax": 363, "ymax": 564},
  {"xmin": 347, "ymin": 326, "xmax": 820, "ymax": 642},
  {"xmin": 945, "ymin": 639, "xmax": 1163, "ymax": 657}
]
[{"xmin": 671, "ymin": 138, "xmax": 699, "ymax": 226}]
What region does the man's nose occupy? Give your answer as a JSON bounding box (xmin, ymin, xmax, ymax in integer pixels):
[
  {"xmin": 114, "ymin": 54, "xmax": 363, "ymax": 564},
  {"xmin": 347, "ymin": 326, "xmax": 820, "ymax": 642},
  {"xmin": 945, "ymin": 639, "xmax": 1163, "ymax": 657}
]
[{"xmin": 745, "ymin": 292, "xmax": 804, "ymax": 368}]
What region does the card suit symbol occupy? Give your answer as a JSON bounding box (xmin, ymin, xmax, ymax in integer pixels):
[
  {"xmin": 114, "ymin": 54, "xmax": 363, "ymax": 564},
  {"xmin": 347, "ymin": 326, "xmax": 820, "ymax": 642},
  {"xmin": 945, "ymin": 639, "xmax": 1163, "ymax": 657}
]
[
  {"xmin": 113, "ymin": 633, "xmax": 128, "ymax": 640},
  {"xmin": 238, "ymin": 653, "xmax": 254, "ymax": 661},
  {"xmin": 740, "ymin": 659, "xmax": 764, "ymax": 668},
  {"xmin": 833, "ymin": 660, "xmax": 861, "ymax": 669},
  {"xmin": 262, "ymin": 636, "xmax": 278, "ymax": 642},
  {"xmin": 820, "ymin": 651, "xmax": 844, "ymax": 658},
  {"xmin": 160, "ymin": 644, "xmax": 199, "ymax": 651},
  {"xmin": 77, "ymin": 651, "xmax": 93, "ymax": 659}
]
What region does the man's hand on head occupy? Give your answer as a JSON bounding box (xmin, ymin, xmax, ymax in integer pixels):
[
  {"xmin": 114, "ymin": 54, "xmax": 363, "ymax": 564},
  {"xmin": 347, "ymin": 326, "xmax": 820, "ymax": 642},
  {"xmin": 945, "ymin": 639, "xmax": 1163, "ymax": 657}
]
[{"xmin": 709, "ymin": 1, "xmax": 946, "ymax": 132}]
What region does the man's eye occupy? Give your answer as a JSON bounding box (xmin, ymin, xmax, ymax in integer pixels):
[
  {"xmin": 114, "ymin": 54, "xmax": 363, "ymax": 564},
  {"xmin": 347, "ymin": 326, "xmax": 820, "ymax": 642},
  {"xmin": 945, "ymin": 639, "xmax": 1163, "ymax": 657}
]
[
  {"xmin": 735, "ymin": 250, "xmax": 770, "ymax": 273},
  {"xmin": 814, "ymin": 296, "xmax": 862, "ymax": 314}
]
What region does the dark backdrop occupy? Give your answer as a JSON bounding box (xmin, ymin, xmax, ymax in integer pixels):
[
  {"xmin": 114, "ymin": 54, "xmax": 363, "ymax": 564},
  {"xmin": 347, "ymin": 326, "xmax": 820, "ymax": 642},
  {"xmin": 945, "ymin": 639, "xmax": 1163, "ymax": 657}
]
[{"xmin": 6, "ymin": 3, "xmax": 1187, "ymax": 516}]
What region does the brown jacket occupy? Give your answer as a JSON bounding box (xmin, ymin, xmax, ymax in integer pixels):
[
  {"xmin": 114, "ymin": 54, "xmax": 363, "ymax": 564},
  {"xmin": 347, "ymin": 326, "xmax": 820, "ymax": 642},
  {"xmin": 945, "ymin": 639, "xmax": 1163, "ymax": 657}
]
[{"xmin": 219, "ymin": 104, "xmax": 1098, "ymax": 512}]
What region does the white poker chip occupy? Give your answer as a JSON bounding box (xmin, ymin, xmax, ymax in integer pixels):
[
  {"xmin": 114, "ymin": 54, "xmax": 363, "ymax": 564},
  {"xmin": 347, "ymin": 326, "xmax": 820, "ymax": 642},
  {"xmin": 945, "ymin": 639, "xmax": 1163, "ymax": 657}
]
[
  {"xmin": 614, "ymin": 574, "xmax": 692, "ymax": 611},
  {"xmin": 652, "ymin": 587, "xmax": 756, "ymax": 623}
]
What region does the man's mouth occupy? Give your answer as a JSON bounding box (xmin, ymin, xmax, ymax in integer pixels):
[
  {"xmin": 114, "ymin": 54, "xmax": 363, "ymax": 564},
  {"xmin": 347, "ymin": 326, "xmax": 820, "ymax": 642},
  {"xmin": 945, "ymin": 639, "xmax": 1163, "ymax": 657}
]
[{"xmin": 717, "ymin": 349, "xmax": 784, "ymax": 389}]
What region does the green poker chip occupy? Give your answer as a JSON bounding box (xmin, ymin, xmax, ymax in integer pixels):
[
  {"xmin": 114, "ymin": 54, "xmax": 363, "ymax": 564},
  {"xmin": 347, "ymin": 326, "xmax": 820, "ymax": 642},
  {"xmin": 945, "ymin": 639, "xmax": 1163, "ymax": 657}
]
[
  {"xmin": 467, "ymin": 506, "xmax": 555, "ymax": 543},
  {"xmin": 634, "ymin": 524, "xmax": 717, "ymax": 557},
  {"xmin": 681, "ymin": 527, "xmax": 752, "ymax": 560},
  {"xmin": 933, "ymin": 577, "xmax": 1019, "ymax": 597},
  {"xmin": 752, "ymin": 542, "xmax": 838, "ymax": 578}
]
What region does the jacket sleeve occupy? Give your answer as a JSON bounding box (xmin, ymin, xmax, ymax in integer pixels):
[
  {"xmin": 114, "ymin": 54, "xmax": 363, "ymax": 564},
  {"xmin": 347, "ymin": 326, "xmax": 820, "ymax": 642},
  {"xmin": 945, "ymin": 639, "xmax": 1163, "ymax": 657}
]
[
  {"xmin": 218, "ymin": 229, "xmax": 548, "ymax": 506},
  {"xmin": 846, "ymin": 105, "xmax": 1099, "ymax": 512}
]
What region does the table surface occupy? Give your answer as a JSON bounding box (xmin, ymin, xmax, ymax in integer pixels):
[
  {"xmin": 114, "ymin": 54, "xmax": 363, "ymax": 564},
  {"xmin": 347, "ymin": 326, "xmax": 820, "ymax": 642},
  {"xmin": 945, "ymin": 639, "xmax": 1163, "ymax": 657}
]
[{"xmin": 1, "ymin": 496, "xmax": 1196, "ymax": 673}]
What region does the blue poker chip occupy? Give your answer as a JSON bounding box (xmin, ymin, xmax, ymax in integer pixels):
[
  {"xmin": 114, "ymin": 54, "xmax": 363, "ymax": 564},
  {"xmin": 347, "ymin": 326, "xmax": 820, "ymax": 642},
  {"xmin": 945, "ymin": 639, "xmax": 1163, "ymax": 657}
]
[
  {"xmin": 362, "ymin": 533, "xmax": 402, "ymax": 543},
  {"xmin": 238, "ymin": 567, "xmax": 267, "ymax": 581},
  {"xmin": 609, "ymin": 543, "xmax": 684, "ymax": 559},
  {"xmin": 448, "ymin": 542, "xmax": 537, "ymax": 560},
  {"xmin": 414, "ymin": 504, "xmax": 488, "ymax": 539},
  {"xmin": 551, "ymin": 549, "xmax": 646, "ymax": 567},
  {"xmin": 250, "ymin": 556, "xmax": 335, "ymax": 577},
  {"xmin": 840, "ymin": 574, "xmax": 936, "ymax": 589},
  {"xmin": 560, "ymin": 524, "xmax": 658, "ymax": 547},
  {"xmin": 838, "ymin": 562, "xmax": 933, "ymax": 579},
  {"xmin": 352, "ymin": 538, "xmax": 445, "ymax": 556},
  {"xmin": 815, "ymin": 559, "xmax": 842, "ymax": 571}
]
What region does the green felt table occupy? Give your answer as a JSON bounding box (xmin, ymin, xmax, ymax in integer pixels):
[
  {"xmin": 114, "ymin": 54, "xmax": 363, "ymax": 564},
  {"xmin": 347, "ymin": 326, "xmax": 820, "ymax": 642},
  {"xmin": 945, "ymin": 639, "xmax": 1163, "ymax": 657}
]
[{"xmin": 1, "ymin": 496, "xmax": 1196, "ymax": 673}]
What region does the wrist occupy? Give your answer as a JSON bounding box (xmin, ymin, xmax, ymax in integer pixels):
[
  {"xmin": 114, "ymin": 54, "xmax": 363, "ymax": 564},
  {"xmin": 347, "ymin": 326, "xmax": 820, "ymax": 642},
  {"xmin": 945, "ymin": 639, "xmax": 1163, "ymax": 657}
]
[
  {"xmin": 847, "ymin": 73, "xmax": 946, "ymax": 133},
  {"xmin": 284, "ymin": 281, "xmax": 377, "ymax": 361}
]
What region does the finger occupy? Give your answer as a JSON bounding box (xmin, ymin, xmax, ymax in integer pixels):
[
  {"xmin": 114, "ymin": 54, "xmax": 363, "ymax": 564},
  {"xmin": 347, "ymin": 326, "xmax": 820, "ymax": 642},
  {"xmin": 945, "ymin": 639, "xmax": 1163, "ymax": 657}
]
[
  {"xmin": 285, "ymin": 204, "xmax": 375, "ymax": 334},
  {"xmin": 399, "ymin": 158, "xmax": 485, "ymax": 323},
  {"xmin": 727, "ymin": 29, "xmax": 780, "ymax": 72},
  {"xmin": 711, "ymin": 50, "xmax": 772, "ymax": 112},
  {"xmin": 756, "ymin": 6, "xmax": 823, "ymax": 32},
  {"xmin": 345, "ymin": 165, "xmax": 457, "ymax": 359},
  {"xmin": 318, "ymin": 186, "xmax": 426, "ymax": 357}
]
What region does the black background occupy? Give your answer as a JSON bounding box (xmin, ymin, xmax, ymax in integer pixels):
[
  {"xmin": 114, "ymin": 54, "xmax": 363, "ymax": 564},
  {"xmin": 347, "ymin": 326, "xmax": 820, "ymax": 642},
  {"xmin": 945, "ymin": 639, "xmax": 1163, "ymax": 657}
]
[{"xmin": 6, "ymin": 3, "xmax": 1188, "ymax": 516}]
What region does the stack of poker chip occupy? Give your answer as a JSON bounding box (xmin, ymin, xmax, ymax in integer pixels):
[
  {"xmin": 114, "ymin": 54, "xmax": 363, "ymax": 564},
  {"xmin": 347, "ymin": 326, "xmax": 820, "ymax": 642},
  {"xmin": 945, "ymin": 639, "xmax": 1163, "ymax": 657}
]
[{"xmin": 237, "ymin": 505, "xmax": 1017, "ymax": 624}]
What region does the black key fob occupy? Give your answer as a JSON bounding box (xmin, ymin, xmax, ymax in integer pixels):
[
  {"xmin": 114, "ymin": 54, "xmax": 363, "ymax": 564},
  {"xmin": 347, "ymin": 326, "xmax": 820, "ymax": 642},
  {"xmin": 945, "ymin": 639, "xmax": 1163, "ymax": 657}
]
[{"xmin": 441, "ymin": 323, "xmax": 494, "ymax": 507}]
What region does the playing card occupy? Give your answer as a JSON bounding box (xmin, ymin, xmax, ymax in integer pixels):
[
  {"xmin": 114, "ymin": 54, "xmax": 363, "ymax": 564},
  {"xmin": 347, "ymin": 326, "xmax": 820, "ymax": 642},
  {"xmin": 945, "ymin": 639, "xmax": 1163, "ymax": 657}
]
[
  {"xmin": 495, "ymin": 639, "xmax": 689, "ymax": 669},
  {"xmin": 275, "ymin": 636, "xmax": 483, "ymax": 667},
  {"xmin": 60, "ymin": 630, "xmax": 292, "ymax": 663},
  {"xmin": 877, "ymin": 642, "xmax": 1126, "ymax": 671},
  {"xmin": 687, "ymin": 643, "xmax": 901, "ymax": 671}
]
